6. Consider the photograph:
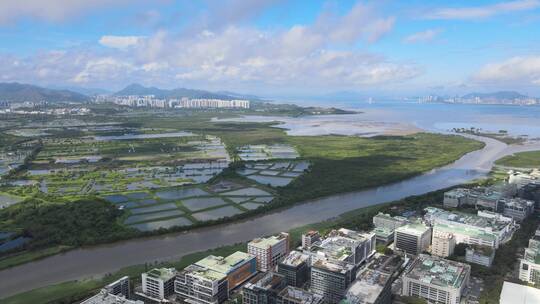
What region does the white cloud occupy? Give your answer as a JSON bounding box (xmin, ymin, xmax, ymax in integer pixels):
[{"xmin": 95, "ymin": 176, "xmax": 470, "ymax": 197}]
[
  {"xmin": 99, "ymin": 35, "xmax": 144, "ymax": 49},
  {"xmin": 0, "ymin": 1, "xmax": 417, "ymax": 91},
  {"xmin": 473, "ymin": 56, "xmax": 540, "ymax": 85},
  {"xmin": 316, "ymin": 2, "xmax": 395, "ymax": 44},
  {"xmin": 0, "ymin": 0, "xmax": 129, "ymax": 24},
  {"xmin": 404, "ymin": 29, "xmax": 441, "ymax": 44},
  {"xmin": 426, "ymin": 0, "xmax": 540, "ymax": 20}
]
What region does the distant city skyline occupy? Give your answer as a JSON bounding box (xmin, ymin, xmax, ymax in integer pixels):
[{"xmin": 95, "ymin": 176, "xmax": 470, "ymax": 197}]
[{"xmin": 1, "ymin": 0, "xmax": 540, "ymax": 97}]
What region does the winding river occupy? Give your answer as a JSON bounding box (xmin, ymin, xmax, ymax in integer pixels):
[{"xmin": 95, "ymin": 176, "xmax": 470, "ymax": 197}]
[{"xmin": 1, "ymin": 135, "xmax": 540, "ymax": 298}]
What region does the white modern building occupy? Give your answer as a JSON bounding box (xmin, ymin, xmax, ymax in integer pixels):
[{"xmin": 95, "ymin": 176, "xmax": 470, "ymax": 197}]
[
  {"xmin": 509, "ymin": 170, "xmax": 540, "ymax": 189},
  {"xmin": 138, "ymin": 268, "xmax": 176, "ymax": 303},
  {"xmin": 500, "ymin": 281, "xmax": 540, "ymax": 304},
  {"xmin": 519, "ymin": 229, "xmax": 540, "ymax": 284},
  {"xmin": 394, "ymin": 222, "xmax": 432, "ymax": 255}
]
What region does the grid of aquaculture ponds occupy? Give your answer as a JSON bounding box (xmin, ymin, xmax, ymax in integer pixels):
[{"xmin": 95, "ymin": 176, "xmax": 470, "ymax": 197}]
[
  {"xmin": 236, "ymin": 161, "xmax": 310, "ymax": 187},
  {"xmin": 10, "ymin": 130, "xmax": 231, "ymax": 196},
  {"xmin": 104, "ymin": 182, "xmax": 274, "ymax": 231},
  {"xmin": 237, "ymin": 144, "xmax": 299, "ymax": 161}
]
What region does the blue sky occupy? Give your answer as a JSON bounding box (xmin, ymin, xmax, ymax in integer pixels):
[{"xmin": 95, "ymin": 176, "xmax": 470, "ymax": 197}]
[{"xmin": 1, "ymin": 0, "xmax": 540, "ymax": 97}]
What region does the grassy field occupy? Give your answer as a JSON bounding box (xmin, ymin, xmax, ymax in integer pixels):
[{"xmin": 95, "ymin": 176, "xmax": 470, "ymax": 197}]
[
  {"xmin": 280, "ymin": 133, "xmax": 484, "ymax": 202},
  {"xmin": 495, "ymin": 150, "xmax": 540, "ymax": 168},
  {"xmin": 136, "ymin": 116, "xmax": 484, "ymax": 202},
  {"xmin": 0, "ymin": 246, "xmax": 72, "ymax": 271}
]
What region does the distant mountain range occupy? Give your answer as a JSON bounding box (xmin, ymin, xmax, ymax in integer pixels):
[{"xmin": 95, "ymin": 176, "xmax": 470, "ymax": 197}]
[
  {"xmin": 0, "ymin": 82, "xmax": 263, "ymax": 104},
  {"xmin": 114, "ymin": 84, "xmax": 260, "ymax": 100},
  {"xmin": 461, "ymin": 91, "xmax": 530, "ymax": 100},
  {"xmin": 0, "ymin": 83, "xmax": 90, "ymax": 103}
]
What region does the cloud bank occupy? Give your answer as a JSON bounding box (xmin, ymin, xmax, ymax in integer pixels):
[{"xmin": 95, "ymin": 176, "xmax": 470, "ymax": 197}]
[
  {"xmin": 426, "ymin": 0, "xmax": 539, "ymax": 20},
  {"xmin": 0, "ymin": 1, "xmax": 419, "ymax": 91}
]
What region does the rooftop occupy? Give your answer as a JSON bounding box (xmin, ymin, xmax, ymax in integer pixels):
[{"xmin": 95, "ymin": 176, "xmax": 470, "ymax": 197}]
[
  {"xmin": 373, "ymin": 213, "xmax": 408, "ymax": 223},
  {"xmin": 244, "ymin": 272, "xmax": 285, "ymax": 291},
  {"xmin": 404, "ymin": 254, "xmax": 470, "ymax": 289},
  {"xmin": 345, "ymin": 269, "xmax": 390, "ymax": 304},
  {"xmin": 146, "ymin": 268, "xmax": 176, "ymax": 281},
  {"xmin": 280, "ymin": 250, "xmax": 310, "ymax": 267},
  {"xmin": 395, "ymin": 221, "xmax": 431, "ymax": 236},
  {"xmin": 343, "ymin": 254, "xmax": 402, "ymax": 304},
  {"xmin": 279, "ymin": 286, "xmax": 323, "ymax": 304},
  {"xmin": 445, "ymin": 188, "xmax": 469, "ymax": 197},
  {"xmin": 184, "ymin": 264, "xmax": 227, "ymax": 281},
  {"xmin": 500, "ymin": 281, "xmax": 540, "ymax": 304},
  {"xmin": 312, "ymin": 257, "xmax": 354, "ymax": 274},
  {"xmin": 424, "ymin": 207, "xmax": 510, "ymax": 231},
  {"xmin": 502, "ymin": 198, "xmax": 534, "ymax": 208},
  {"xmin": 372, "ymin": 227, "xmax": 394, "ymax": 237},
  {"xmin": 307, "ymin": 228, "xmax": 372, "ymax": 262},
  {"xmin": 81, "ymin": 290, "xmax": 143, "ymax": 304},
  {"xmin": 195, "ymin": 251, "xmax": 255, "ymax": 275},
  {"xmin": 249, "ymin": 233, "xmax": 288, "ymax": 249},
  {"xmin": 434, "ymin": 223, "xmax": 496, "ymax": 243}
]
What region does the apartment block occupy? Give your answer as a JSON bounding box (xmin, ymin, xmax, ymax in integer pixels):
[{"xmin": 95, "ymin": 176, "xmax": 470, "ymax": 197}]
[
  {"xmin": 431, "ymin": 231, "xmax": 455, "ymax": 258},
  {"xmin": 249, "ymin": 232, "xmax": 290, "ymax": 272}
]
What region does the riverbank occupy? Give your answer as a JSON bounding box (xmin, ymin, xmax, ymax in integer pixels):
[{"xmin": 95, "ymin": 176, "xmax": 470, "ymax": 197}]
[
  {"xmin": 495, "ymin": 150, "xmax": 540, "ymax": 168},
  {"xmin": 0, "ymin": 126, "xmax": 482, "ymax": 269},
  {"xmin": 0, "ymin": 186, "xmax": 457, "ymax": 304},
  {"xmin": 3, "ymin": 135, "xmax": 539, "ymax": 298}
]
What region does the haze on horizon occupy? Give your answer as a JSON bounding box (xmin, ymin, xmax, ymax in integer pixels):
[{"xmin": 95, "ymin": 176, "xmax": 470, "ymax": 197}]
[{"xmin": 1, "ymin": 0, "xmax": 540, "ymax": 98}]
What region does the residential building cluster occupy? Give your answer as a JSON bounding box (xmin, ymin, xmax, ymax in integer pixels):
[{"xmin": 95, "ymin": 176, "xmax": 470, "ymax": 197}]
[
  {"xmin": 103, "ymin": 95, "xmax": 250, "ymax": 109},
  {"xmin": 417, "ymin": 95, "xmax": 540, "ymax": 105},
  {"xmin": 0, "ymin": 106, "xmax": 91, "ymax": 116}
]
